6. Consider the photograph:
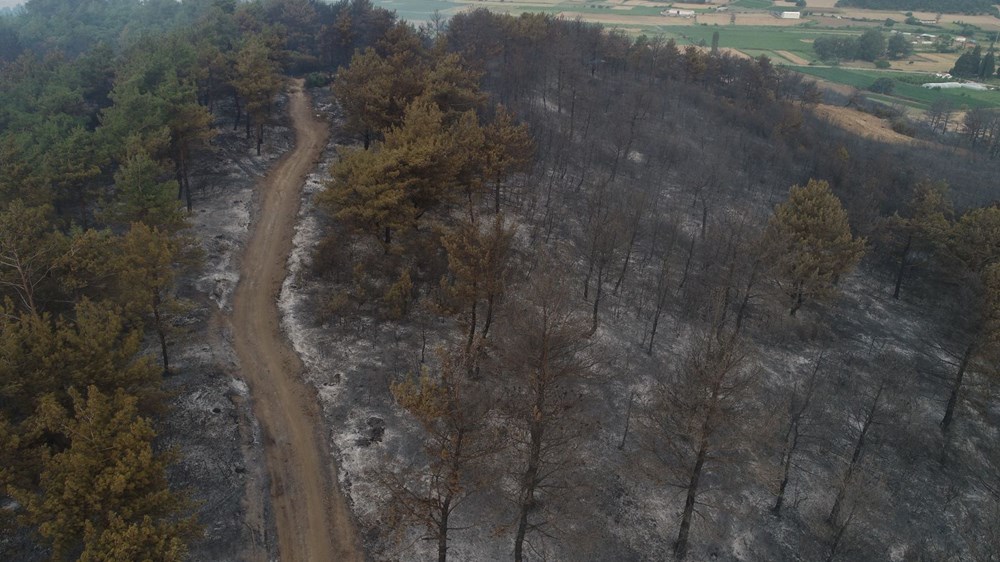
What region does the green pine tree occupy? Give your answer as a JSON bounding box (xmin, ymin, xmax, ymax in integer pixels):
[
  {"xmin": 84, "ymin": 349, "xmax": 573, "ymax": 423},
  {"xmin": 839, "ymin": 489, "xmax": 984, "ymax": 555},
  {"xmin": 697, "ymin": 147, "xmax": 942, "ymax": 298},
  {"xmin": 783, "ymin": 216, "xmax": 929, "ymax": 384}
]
[{"xmin": 764, "ymin": 179, "xmax": 866, "ymax": 316}]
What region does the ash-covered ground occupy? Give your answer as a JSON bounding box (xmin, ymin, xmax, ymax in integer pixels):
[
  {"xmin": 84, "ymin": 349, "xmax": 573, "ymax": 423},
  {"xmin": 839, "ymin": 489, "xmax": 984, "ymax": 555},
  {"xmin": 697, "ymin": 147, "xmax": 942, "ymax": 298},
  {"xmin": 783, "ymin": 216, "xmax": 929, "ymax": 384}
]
[
  {"xmin": 161, "ymin": 96, "xmax": 294, "ymax": 561},
  {"xmin": 277, "ymin": 90, "xmax": 1000, "ymax": 561}
]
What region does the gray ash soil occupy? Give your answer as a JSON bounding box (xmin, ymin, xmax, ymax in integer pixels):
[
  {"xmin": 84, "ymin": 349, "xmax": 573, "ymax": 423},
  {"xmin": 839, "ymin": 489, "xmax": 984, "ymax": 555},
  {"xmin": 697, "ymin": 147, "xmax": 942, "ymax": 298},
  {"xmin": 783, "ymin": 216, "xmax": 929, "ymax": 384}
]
[{"xmin": 160, "ymin": 94, "xmax": 294, "ymax": 561}]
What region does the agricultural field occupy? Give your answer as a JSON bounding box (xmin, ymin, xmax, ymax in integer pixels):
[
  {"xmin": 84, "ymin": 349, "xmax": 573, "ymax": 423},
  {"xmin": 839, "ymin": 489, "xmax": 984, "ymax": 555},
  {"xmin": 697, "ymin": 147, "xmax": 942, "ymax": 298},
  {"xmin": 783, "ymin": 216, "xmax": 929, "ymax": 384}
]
[
  {"xmin": 372, "ymin": 0, "xmax": 1000, "ymax": 109},
  {"xmin": 792, "ymin": 65, "xmax": 1000, "ymax": 109},
  {"xmin": 656, "ymin": 25, "xmax": 833, "ymax": 62}
]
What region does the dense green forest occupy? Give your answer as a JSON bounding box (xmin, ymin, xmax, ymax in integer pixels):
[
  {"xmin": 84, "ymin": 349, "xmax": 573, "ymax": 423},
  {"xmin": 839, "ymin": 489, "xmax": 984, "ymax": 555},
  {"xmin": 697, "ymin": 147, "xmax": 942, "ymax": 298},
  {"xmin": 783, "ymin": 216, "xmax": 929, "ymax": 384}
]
[
  {"xmin": 835, "ymin": 0, "xmax": 1000, "ymax": 15},
  {"xmin": 0, "ymin": 0, "xmax": 397, "ymax": 559},
  {"xmin": 2, "ymin": 0, "xmax": 1000, "ymax": 560}
]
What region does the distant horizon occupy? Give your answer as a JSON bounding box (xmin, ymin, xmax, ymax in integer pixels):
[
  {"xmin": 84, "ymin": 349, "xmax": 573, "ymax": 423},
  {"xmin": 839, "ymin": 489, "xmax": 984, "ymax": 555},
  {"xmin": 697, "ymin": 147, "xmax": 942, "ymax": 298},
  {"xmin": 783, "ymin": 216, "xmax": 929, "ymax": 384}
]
[{"xmin": 0, "ymin": 0, "xmax": 22, "ymax": 8}]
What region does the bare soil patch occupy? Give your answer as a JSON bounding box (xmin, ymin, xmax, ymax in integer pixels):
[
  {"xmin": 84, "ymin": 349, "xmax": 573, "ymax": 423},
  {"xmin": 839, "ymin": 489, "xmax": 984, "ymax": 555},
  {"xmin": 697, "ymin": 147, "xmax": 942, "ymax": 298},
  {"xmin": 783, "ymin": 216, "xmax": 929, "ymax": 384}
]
[
  {"xmin": 777, "ymin": 49, "xmax": 810, "ymax": 65},
  {"xmin": 890, "ymin": 53, "xmax": 959, "ymax": 73},
  {"xmin": 812, "ymin": 103, "xmax": 916, "ymax": 144}
]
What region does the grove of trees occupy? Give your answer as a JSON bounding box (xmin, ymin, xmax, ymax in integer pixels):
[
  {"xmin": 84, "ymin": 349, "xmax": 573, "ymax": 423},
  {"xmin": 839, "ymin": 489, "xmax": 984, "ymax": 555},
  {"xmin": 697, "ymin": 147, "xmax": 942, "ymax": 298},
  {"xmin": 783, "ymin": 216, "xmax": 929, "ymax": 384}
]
[
  {"xmin": 0, "ymin": 0, "xmax": 403, "ymax": 559},
  {"xmin": 812, "ymin": 29, "xmax": 911, "ymax": 62}
]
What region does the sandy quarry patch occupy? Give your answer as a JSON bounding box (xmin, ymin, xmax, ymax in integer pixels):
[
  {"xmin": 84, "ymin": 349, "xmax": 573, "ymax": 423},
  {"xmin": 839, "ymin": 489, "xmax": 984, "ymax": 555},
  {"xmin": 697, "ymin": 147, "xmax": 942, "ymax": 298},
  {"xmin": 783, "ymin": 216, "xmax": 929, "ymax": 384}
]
[
  {"xmin": 777, "ymin": 50, "xmax": 810, "ymax": 65},
  {"xmin": 812, "ymin": 103, "xmax": 916, "ymax": 144}
]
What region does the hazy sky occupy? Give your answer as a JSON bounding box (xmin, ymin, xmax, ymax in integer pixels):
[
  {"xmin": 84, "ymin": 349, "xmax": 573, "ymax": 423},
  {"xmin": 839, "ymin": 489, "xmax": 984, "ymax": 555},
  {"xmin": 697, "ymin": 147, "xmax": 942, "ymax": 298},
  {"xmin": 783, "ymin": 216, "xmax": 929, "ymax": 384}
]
[{"xmin": 0, "ymin": 0, "xmax": 22, "ymax": 8}]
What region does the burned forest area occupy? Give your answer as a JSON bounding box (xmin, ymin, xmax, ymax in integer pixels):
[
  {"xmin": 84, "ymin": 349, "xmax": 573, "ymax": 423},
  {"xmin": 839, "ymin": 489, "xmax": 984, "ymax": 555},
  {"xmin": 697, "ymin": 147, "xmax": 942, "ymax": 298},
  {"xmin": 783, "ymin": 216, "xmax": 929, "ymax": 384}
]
[{"xmin": 2, "ymin": 1, "xmax": 1000, "ymax": 561}]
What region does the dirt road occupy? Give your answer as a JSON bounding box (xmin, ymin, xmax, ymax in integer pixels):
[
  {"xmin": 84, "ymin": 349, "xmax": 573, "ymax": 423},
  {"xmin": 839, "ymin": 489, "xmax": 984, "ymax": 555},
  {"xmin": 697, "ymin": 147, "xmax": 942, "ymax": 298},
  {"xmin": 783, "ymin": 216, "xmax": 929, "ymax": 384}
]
[{"xmin": 227, "ymin": 79, "xmax": 363, "ymax": 562}]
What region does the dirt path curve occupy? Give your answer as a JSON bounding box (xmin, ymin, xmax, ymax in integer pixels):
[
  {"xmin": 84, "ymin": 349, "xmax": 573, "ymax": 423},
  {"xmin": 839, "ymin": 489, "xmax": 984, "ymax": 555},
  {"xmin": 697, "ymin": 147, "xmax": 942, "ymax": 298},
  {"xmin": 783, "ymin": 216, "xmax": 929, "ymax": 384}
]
[{"xmin": 227, "ymin": 78, "xmax": 363, "ymax": 562}]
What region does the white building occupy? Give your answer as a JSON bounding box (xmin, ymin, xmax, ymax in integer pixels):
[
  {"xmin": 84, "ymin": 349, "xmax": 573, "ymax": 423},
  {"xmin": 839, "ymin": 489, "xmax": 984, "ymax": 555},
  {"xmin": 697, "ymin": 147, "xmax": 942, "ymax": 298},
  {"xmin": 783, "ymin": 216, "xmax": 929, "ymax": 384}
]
[
  {"xmin": 780, "ymin": 11, "xmax": 801, "ymax": 19},
  {"xmin": 663, "ymin": 8, "xmax": 695, "ymax": 17}
]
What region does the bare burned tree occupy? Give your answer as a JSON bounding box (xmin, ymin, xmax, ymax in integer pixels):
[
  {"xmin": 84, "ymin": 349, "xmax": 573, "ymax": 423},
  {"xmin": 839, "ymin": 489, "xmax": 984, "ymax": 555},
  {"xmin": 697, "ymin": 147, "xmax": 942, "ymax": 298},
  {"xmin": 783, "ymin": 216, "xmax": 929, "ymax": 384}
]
[
  {"xmin": 490, "ymin": 266, "xmax": 595, "ymax": 562},
  {"xmin": 637, "ymin": 316, "xmax": 760, "ymax": 560},
  {"xmin": 823, "ymin": 344, "xmax": 907, "ymax": 531},
  {"xmin": 822, "ymin": 469, "xmax": 886, "ymax": 562},
  {"xmin": 383, "ymin": 347, "xmax": 499, "ymax": 562},
  {"xmin": 647, "ymin": 235, "xmax": 678, "ymax": 354},
  {"xmin": 772, "ymin": 351, "xmax": 824, "ymax": 516}
]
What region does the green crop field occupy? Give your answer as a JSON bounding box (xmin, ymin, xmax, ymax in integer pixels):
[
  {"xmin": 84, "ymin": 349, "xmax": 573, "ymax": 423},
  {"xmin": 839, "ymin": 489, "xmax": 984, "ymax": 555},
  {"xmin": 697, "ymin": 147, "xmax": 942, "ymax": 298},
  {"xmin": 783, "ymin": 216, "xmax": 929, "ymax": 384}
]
[
  {"xmin": 731, "ymin": 0, "xmax": 774, "ymax": 8},
  {"xmin": 371, "ymin": 0, "xmax": 459, "ymax": 21},
  {"xmin": 653, "ymin": 26, "xmax": 867, "ymax": 63},
  {"xmin": 791, "ymin": 66, "xmax": 1000, "ymax": 109}
]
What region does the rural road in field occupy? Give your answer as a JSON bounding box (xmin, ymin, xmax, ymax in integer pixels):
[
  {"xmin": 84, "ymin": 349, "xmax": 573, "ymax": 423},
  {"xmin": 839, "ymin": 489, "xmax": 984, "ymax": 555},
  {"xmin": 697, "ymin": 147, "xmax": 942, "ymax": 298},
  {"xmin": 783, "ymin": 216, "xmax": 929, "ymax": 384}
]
[{"xmin": 228, "ymin": 78, "xmax": 363, "ymax": 562}]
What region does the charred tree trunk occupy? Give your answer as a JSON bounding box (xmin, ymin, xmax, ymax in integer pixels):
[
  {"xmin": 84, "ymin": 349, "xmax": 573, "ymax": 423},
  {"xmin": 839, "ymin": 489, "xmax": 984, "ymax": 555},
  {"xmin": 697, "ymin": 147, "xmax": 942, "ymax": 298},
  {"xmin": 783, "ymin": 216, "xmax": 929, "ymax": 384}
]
[
  {"xmin": 435, "ymin": 428, "xmax": 464, "ymax": 562},
  {"xmin": 941, "ymin": 341, "xmax": 974, "ymax": 433},
  {"xmin": 789, "ymin": 288, "xmax": 804, "ymax": 317},
  {"xmin": 583, "ymin": 241, "xmax": 598, "ymax": 300},
  {"xmin": 591, "ymin": 260, "xmax": 605, "ymax": 335},
  {"xmin": 678, "ymin": 237, "xmax": 696, "ymax": 290},
  {"xmin": 825, "ymin": 503, "xmax": 856, "ymax": 562},
  {"xmin": 733, "ymin": 260, "xmax": 759, "ymax": 336},
  {"xmin": 466, "ymin": 297, "xmax": 478, "ymax": 356},
  {"xmin": 773, "ymin": 354, "xmax": 820, "ymax": 516},
  {"xmin": 437, "ymin": 496, "xmax": 451, "ymax": 562},
  {"xmin": 675, "ymin": 379, "xmax": 720, "ymax": 561},
  {"xmin": 648, "ymin": 258, "xmax": 672, "ymax": 355},
  {"xmin": 233, "ymin": 91, "xmax": 241, "ymax": 130},
  {"xmin": 514, "ymin": 415, "xmax": 544, "ymax": 562},
  {"xmin": 772, "ymin": 421, "xmax": 799, "ymax": 516},
  {"xmin": 614, "ymin": 223, "xmax": 639, "ymax": 295},
  {"xmin": 829, "ymin": 382, "xmax": 883, "ymax": 524},
  {"xmin": 482, "ymin": 294, "xmax": 495, "ymax": 339},
  {"xmin": 152, "ymin": 291, "xmax": 169, "ymax": 375},
  {"xmin": 675, "ymin": 436, "xmax": 707, "ymax": 561},
  {"xmin": 893, "ymin": 233, "xmax": 912, "ymax": 299}
]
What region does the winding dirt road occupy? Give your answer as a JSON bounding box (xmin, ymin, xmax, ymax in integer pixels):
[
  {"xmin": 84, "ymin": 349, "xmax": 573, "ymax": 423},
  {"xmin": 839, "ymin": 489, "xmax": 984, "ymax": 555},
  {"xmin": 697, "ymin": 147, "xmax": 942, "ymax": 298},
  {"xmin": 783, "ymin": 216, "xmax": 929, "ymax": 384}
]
[{"xmin": 227, "ymin": 79, "xmax": 363, "ymax": 562}]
